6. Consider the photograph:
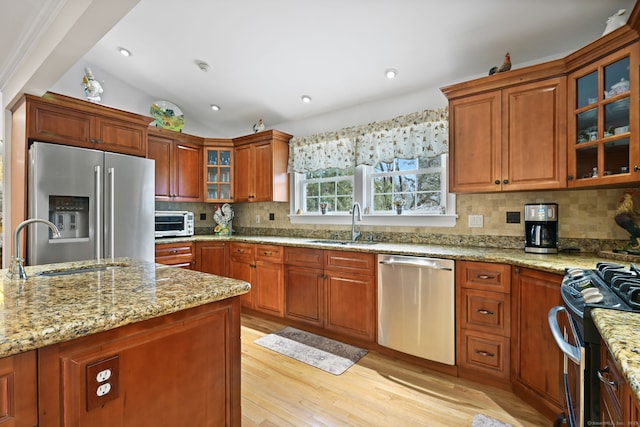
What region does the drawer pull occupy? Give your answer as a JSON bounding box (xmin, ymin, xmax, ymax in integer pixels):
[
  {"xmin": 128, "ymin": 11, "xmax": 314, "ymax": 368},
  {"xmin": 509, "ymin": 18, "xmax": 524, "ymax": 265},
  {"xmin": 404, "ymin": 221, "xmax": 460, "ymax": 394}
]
[
  {"xmin": 263, "ymin": 251, "xmax": 273, "ymax": 255},
  {"xmin": 597, "ymin": 366, "xmax": 618, "ymax": 391},
  {"xmin": 237, "ymin": 249, "xmax": 245, "ymax": 253},
  {"xmin": 475, "ymin": 350, "xmax": 495, "ymax": 357},
  {"xmin": 477, "ymin": 274, "xmax": 495, "ymax": 280},
  {"xmin": 171, "ymin": 249, "xmax": 178, "ymax": 254},
  {"xmin": 476, "ymin": 309, "xmax": 494, "ymax": 315}
]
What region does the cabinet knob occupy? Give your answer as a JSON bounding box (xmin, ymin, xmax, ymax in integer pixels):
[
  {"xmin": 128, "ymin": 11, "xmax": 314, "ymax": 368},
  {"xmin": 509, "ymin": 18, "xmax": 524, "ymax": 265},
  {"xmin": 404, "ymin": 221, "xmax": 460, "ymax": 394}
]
[
  {"xmin": 634, "ymin": 166, "xmax": 640, "ymax": 172},
  {"xmin": 567, "ymin": 175, "xmax": 574, "ymax": 180},
  {"xmin": 494, "ymin": 180, "xmax": 500, "ymax": 185},
  {"xmin": 502, "ymin": 179, "xmax": 509, "ymax": 184}
]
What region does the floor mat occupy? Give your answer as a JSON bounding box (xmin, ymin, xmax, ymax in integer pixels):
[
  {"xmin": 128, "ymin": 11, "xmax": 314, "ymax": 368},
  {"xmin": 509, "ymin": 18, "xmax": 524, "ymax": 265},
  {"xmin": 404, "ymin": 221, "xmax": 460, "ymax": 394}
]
[{"xmin": 254, "ymin": 326, "xmax": 368, "ymax": 375}]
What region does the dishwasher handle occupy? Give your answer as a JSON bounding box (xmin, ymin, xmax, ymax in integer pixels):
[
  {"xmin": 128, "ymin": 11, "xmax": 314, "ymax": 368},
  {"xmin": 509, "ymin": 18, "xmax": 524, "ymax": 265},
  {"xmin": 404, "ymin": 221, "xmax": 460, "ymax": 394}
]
[{"xmin": 379, "ymin": 259, "xmax": 453, "ymax": 271}]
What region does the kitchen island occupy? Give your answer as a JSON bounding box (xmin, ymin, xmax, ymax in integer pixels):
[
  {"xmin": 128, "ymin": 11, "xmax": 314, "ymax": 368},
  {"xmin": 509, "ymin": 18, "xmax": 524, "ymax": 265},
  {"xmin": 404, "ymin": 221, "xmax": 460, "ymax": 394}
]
[{"xmin": 0, "ymin": 257, "xmax": 250, "ymax": 427}]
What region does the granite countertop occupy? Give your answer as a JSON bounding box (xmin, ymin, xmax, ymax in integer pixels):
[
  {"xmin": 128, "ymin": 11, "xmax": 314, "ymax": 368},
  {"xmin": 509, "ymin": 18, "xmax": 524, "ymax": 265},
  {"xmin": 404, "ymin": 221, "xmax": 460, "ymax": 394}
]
[
  {"xmin": 591, "ymin": 308, "xmax": 640, "ymax": 403},
  {"xmin": 156, "ymin": 234, "xmax": 612, "ymax": 275},
  {"xmin": 0, "ymin": 257, "xmax": 250, "ymax": 359}
]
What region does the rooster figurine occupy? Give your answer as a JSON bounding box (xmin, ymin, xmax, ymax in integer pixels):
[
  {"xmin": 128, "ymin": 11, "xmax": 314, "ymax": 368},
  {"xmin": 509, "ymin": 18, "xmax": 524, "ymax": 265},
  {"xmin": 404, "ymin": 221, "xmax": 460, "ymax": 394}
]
[
  {"xmin": 489, "ymin": 53, "xmax": 512, "ymax": 75},
  {"xmin": 253, "ymin": 118, "xmax": 265, "ymax": 133},
  {"xmin": 615, "ymin": 189, "xmax": 640, "ymax": 252}
]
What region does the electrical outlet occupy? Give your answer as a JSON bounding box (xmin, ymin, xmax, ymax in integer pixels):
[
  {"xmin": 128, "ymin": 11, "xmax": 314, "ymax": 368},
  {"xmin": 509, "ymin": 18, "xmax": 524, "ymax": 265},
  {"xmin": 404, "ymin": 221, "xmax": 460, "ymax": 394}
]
[
  {"xmin": 86, "ymin": 355, "xmax": 119, "ymax": 411},
  {"xmin": 269, "ymin": 213, "xmax": 275, "ymax": 221},
  {"xmin": 468, "ymin": 214, "xmax": 484, "ymax": 228},
  {"xmin": 200, "ymin": 213, "xmax": 206, "ymax": 221},
  {"xmin": 506, "ymin": 211, "xmax": 520, "ymax": 224},
  {"xmin": 255, "ymin": 215, "xmax": 261, "ymax": 224}
]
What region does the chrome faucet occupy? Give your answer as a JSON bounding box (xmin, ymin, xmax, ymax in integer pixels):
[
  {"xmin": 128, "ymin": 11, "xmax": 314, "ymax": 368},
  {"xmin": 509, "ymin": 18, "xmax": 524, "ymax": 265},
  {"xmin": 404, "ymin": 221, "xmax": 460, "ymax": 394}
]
[
  {"xmin": 351, "ymin": 202, "xmax": 362, "ymax": 241},
  {"xmin": 7, "ymin": 219, "xmax": 61, "ymax": 280}
]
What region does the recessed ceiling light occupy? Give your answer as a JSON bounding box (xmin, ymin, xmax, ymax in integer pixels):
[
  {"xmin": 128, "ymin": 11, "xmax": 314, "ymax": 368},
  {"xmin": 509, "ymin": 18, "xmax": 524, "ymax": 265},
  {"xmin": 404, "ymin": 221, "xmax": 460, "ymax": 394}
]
[
  {"xmin": 118, "ymin": 47, "xmax": 132, "ymax": 57},
  {"xmin": 210, "ymin": 104, "xmax": 220, "ymax": 111},
  {"xmin": 385, "ymin": 68, "xmax": 398, "ymax": 79},
  {"xmin": 301, "ymin": 95, "xmax": 312, "ymax": 103}
]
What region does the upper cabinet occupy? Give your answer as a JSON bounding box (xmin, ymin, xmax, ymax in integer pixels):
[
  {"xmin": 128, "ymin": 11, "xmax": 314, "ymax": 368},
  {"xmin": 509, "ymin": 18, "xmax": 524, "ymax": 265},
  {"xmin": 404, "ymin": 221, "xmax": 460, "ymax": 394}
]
[
  {"xmin": 24, "ymin": 92, "xmax": 150, "ymax": 157},
  {"xmin": 567, "ymin": 44, "xmax": 639, "ymax": 187},
  {"xmin": 148, "ymin": 128, "xmax": 203, "ymax": 202},
  {"xmin": 232, "ymin": 130, "xmax": 292, "ymax": 202},
  {"xmin": 445, "ymin": 76, "xmax": 567, "ymax": 193},
  {"xmin": 442, "ymin": 23, "xmax": 640, "ymax": 193},
  {"xmin": 203, "ymin": 138, "xmax": 234, "ymax": 203}
]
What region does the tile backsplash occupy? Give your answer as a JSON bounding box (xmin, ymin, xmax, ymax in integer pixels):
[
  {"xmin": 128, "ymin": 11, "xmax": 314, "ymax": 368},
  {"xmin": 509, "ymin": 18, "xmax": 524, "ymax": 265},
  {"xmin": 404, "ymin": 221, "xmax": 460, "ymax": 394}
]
[{"xmin": 158, "ymin": 187, "xmax": 635, "ymax": 252}]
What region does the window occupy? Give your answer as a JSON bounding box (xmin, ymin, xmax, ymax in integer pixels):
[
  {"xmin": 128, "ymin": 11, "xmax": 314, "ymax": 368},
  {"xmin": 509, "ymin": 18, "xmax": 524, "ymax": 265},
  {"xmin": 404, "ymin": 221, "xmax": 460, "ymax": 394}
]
[{"xmin": 290, "ymin": 154, "xmax": 456, "ymax": 227}]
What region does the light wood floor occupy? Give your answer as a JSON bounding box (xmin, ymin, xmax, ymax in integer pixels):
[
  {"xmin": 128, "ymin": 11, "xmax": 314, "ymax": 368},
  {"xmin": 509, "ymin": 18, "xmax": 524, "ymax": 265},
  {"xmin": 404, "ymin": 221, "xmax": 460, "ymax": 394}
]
[{"xmin": 240, "ymin": 315, "xmax": 550, "ymax": 427}]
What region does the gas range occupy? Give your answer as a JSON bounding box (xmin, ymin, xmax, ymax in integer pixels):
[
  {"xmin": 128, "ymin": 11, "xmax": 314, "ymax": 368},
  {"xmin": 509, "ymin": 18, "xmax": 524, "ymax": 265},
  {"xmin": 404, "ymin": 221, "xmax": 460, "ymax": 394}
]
[{"xmin": 561, "ymin": 262, "xmax": 640, "ymax": 319}]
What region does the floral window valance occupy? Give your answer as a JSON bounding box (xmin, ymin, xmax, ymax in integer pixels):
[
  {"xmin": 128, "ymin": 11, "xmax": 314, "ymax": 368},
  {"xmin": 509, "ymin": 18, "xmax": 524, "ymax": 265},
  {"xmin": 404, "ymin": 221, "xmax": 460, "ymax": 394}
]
[{"xmin": 288, "ymin": 107, "xmax": 448, "ymax": 173}]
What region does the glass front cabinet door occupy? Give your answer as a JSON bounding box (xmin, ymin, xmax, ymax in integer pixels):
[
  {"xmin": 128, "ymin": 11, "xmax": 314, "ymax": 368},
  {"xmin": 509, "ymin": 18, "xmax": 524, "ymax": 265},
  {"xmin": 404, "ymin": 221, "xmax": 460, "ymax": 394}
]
[
  {"xmin": 568, "ymin": 44, "xmax": 638, "ymax": 187},
  {"xmin": 203, "ymin": 142, "xmax": 234, "ymax": 202}
]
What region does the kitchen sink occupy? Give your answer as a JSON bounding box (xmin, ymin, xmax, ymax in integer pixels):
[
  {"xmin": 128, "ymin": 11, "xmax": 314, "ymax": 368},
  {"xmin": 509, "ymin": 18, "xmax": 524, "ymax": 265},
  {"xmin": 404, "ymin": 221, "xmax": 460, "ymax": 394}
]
[
  {"xmin": 306, "ymin": 239, "xmax": 378, "ymax": 246},
  {"xmin": 35, "ymin": 262, "xmax": 128, "ymax": 277}
]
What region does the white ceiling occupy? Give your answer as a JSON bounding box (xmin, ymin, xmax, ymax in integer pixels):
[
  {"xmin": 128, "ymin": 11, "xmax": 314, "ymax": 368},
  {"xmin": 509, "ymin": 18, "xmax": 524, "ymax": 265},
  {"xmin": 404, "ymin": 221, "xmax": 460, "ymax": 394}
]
[{"xmin": 1, "ymin": 0, "xmax": 637, "ymax": 138}]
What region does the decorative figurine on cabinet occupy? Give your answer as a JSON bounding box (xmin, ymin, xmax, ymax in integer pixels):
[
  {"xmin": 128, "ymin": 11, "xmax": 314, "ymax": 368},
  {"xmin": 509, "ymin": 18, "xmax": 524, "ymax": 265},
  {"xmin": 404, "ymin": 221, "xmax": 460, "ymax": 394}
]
[
  {"xmin": 213, "ymin": 203, "xmax": 234, "ymax": 236},
  {"xmin": 489, "ymin": 53, "xmax": 512, "ymax": 75},
  {"xmin": 81, "ymin": 67, "xmax": 103, "ymax": 103},
  {"xmin": 253, "ymin": 118, "xmax": 265, "ymax": 133},
  {"xmin": 614, "ymin": 189, "xmax": 640, "ymax": 254}
]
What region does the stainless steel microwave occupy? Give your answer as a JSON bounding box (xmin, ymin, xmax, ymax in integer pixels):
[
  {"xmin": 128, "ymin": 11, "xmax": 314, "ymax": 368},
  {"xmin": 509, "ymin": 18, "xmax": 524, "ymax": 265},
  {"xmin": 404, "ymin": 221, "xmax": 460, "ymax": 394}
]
[{"xmin": 155, "ymin": 211, "xmax": 194, "ymax": 238}]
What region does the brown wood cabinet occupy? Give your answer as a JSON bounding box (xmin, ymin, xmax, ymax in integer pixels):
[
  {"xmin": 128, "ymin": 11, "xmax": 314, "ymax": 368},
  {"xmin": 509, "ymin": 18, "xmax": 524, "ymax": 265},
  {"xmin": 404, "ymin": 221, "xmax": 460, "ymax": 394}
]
[
  {"xmin": 203, "ymin": 139, "xmax": 234, "ymax": 202},
  {"xmin": 600, "ymin": 340, "xmax": 625, "ymax": 424},
  {"xmin": 282, "ymin": 248, "xmax": 376, "ymax": 343},
  {"xmin": 324, "ymin": 250, "xmax": 376, "ymax": 342},
  {"xmin": 228, "ymin": 242, "xmax": 256, "ymax": 310},
  {"xmin": 148, "ymin": 128, "xmax": 202, "ymax": 202},
  {"xmin": 284, "ymin": 247, "xmax": 325, "ymax": 328},
  {"xmin": 232, "ymin": 130, "xmax": 291, "ymax": 202},
  {"xmin": 444, "ymin": 77, "xmax": 567, "ymax": 193},
  {"xmin": 510, "ymin": 267, "xmax": 564, "ymax": 420},
  {"xmin": 456, "ymin": 261, "xmax": 511, "ymax": 388},
  {"xmin": 25, "ymin": 92, "xmax": 150, "ymax": 157},
  {"xmin": 37, "ymin": 299, "xmax": 241, "ymax": 427},
  {"xmin": 155, "ymin": 242, "xmax": 195, "ymax": 269},
  {"xmin": 567, "ymin": 44, "xmax": 639, "ymax": 187},
  {"xmin": 0, "ymin": 351, "xmax": 37, "ymax": 427},
  {"xmin": 195, "ymin": 241, "xmax": 228, "ymax": 276},
  {"xmin": 254, "ymin": 245, "xmax": 285, "ymax": 317}
]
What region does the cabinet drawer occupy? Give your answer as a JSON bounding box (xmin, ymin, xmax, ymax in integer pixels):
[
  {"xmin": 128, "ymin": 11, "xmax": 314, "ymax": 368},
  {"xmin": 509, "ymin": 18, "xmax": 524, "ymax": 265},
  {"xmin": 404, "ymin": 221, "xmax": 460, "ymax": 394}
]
[
  {"xmin": 284, "ymin": 247, "xmax": 323, "ymax": 267},
  {"xmin": 155, "ymin": 242, "xmax": 195, "ymax": 269},
  {"xmin": 457, "ymin": 261, "xmax": 511, "ymax": 293},
  {"xmin": 229, "ymin": 242, "xmax": 255, "ymax": 263},
  {"xmin": 255, "ymin": 244, "xmax": 283, "ymax": 263},
  {"xmin": 459, "ymin": 289, "xmax": 510, "ymax": 336},
  {"xmin": 155, "ymin": 242, "xmax": 194, "ymax": 258},
  {"xmin": 459, "ymin": 330, "xmax": 510, "ymax": 379},
  {"xmin": 325, "ymin": 250, "xmax": 375, "ymax": 273}
]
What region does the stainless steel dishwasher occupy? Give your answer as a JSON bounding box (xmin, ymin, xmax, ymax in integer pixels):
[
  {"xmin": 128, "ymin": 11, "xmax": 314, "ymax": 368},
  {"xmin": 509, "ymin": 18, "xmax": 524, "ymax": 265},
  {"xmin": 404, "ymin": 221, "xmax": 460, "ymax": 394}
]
[{"xmin": 377, "ymin": 254, "xmax": 455, "ymax": 365}]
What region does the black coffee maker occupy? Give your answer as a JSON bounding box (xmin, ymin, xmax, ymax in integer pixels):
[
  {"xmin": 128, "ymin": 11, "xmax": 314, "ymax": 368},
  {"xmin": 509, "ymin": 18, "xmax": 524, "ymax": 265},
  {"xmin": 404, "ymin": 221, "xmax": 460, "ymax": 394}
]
[{"xmin": 524, "ymin": 203, "xmax": 558, "ymax": 253}]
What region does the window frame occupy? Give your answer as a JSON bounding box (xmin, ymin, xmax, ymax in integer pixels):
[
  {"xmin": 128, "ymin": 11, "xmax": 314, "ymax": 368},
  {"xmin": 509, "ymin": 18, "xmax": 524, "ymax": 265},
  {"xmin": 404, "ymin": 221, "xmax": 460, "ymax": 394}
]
[{"xmin": 289, "ymin": 154, "xmax": 457, "ymax": 227}]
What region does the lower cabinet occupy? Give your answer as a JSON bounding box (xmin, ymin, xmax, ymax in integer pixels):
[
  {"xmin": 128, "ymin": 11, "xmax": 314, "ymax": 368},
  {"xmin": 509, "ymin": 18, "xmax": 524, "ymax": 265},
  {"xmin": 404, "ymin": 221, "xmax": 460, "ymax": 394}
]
[
  {"xmin": 324, "ymin": 250, "xmax": 376, "ymax": 342},
  {"xmin": 195, "ymin": 241, "xmax": 227, "ymax": 276},
  {"xmin": 510, "ymin": 267, "xmax": 564, "ymax": 420},
  {"xmin": 254, "ymin": 245, "xmax": 284, "ymax": 317},
  {"xmin": 284, "ymin": 248, "xmax": 324, "ymax": 328},
  {"xmin": 228, "ymin": 242, "xmax": 256, "ymax": 309},
  {"xmin": 600, "ymin": 340, "xmax": 625, "ymax": 425},
  {"xmin": 154, "ymin": 242, "xmax": 195, "ymax": 269},
  {"xmin": 37, "ymin": 299, "xmax": 241, "ymax": 427},
  {"xmin": 0, "ymin": 351, "xmax": 37, "ymax": 427},
  {"xmin": 456, "ymin": 261, "xmax": 511, "ymax": 388},
  {"xmin": 283, "ymin": 248, "xmax": 375, "ymax": 343}
]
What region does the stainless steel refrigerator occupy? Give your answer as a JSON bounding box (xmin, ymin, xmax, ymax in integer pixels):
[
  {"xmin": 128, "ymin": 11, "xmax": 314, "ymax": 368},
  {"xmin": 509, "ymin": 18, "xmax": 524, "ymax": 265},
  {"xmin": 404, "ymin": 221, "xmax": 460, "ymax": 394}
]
[{"xmin": 28, "ymin": 142, "xmax": 155, "ymax": 265}]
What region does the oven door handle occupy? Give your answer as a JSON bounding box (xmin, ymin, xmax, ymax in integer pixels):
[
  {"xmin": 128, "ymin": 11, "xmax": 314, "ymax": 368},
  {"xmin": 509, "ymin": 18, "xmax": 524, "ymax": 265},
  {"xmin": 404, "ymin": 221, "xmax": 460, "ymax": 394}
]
[{"xmin": 548, "ymin": 306, "xmax": 581, "ymax": 364}]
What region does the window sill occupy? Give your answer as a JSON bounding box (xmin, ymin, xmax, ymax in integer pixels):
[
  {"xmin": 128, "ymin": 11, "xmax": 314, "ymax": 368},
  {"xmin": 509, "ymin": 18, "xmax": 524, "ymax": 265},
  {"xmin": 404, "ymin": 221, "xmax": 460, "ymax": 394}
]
[{"xmin": 288, "ymin": 213, "xmax": 458, "ymax": 227}]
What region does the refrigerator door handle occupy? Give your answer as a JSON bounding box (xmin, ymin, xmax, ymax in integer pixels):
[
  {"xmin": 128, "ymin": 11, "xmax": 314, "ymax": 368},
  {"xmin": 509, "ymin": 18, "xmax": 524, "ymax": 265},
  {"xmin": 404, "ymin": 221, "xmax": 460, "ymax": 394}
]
[
  {"xmin": 108, "ymin": 167, "xmax": 115, "ymax": 260},
  {"xmin": 95, "ymin": 165, "xmax": 102, "ymax": 260}
]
